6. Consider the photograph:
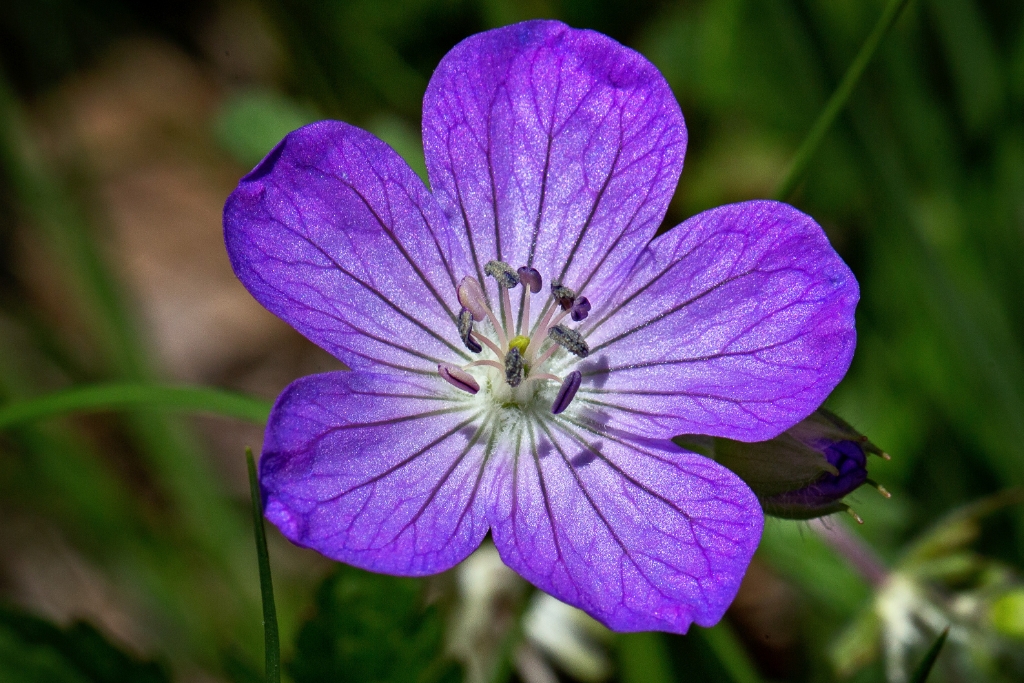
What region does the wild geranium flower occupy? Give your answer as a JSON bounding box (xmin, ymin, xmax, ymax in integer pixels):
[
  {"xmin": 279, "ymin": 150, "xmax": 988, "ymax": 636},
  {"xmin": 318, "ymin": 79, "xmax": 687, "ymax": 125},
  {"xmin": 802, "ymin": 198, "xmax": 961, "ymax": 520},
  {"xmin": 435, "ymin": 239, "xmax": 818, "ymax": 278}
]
[{"xmin": 224, "ymin": 20, "xmax": 858, "ymax": 633}]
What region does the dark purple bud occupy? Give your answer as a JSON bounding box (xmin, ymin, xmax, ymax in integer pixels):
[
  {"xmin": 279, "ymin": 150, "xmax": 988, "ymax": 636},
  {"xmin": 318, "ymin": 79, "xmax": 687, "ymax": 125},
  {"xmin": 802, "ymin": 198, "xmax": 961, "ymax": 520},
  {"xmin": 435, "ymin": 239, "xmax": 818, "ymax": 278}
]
[
  {"xmin": 551, "ymin": 283, "xmax": 576, "ymax": 310},
  {"xmin": 570, "ymin": 296, "xmax": 591, "ymax": 322},
  {"xmin": 760, "ymin": 439, "xmax": 869, "ymax": 519},
  {"xmin": 505, "ymin": 347, "xmax": 524, "ymax": 387},
  {"xmin": 552, "ymin": 371, "xmax": 582, "ymax": 414},
  {"xmin": 457, "ymin": 308, "xmax": 482, "ymax": 353},
  {"xmin": 675, "ymin": 409, "xmax": 882, "ymax": 521},
  {"xmin": 547, "ymin": 324, "xmax": 589, "ymax": 358},
  {"xmin": 438, "ymin": 364, "xmax": 480, "ymax": 394},
  {"xmin": 517, "ymin": 266, "xmax": 542, "ymax": 293},
  {"xmin": 484, "ymin": 260, "xmax": 520, "ymax": 288}
]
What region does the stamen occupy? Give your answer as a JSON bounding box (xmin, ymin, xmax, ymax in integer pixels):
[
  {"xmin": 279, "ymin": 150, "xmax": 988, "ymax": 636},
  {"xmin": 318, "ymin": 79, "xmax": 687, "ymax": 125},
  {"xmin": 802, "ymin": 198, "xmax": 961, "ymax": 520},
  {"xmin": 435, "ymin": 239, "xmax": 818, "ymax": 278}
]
[
  {"xmin": 484, "ymin": 261, "xmax": 520, "ymax": 289},
  {"xmin": 505, "ymin": 347, "xmax": 524, "ymax": 387},
  {"xmin": 517, "ymin": 267, "xmax": 542, "ymax": 293},
  {"xmin": 526, "ymin": 301, "xmax": 560, "ymax": 359},
  {"xmin": 548, "ymin": 324, "xmax": 589, "ymax": 358},
  {"xmin": 438, "ymin": 364, "xmax": 480, "ymax": 394},
  {"xmin": 534, "ymin": 341, "xmax": 560, "ymax": 367},
  {"xmin": 549, "ymin": 308, "xmax": 569, "ymax": 329},
  {"xmin": 458, "ymin": 276, "xmax": 488, "ymax": 321},
  {"xmin": 457, "ymin": 308, "xmax": 482, "ymax": 353},
  {"xmin": 551, "ymin": 283, "xmax": 576, "ymax": 311},
  {"xmin": 552, "ymin": 371, "xmax": 582, "ymax": 414},
  {"xmin": 520, "ymin": 286, "xmax": 532, "ymax": 336},
  {"xmin": 502, "ymin": 285, "xmax": 514, "ymax": 336},
  {"xmin": 470, "ymin": 331, "xmax": 502, "ymax": 357},
  {"xmin": 570, "ymin": 296, "xmax": 591, "ymax": 322}
]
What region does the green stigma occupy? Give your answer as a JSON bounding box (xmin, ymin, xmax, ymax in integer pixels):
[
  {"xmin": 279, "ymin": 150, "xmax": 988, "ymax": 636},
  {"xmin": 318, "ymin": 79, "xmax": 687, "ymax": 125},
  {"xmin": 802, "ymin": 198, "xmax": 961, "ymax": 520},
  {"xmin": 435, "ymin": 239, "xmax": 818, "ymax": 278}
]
[{"xmin": 508, "ymin": 335, "xmax": 530, "ymax": 355}]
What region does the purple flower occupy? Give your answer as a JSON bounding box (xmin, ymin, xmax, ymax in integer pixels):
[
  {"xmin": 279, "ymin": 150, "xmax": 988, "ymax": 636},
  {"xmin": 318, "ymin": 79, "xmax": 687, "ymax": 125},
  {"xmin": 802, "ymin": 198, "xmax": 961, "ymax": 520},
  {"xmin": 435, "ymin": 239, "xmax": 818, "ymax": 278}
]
[{"xmin": 224, "ymin": 20, "xmax": 858, "ymax": 633}]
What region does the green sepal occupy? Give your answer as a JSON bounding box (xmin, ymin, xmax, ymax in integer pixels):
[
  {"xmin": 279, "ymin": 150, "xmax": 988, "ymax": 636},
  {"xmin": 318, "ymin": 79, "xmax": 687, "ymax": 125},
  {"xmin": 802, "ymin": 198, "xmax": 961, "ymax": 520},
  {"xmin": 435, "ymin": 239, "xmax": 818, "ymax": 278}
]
[{"xmin": 674, "ymin": 433, "xmax": 836, "ymax": 499}]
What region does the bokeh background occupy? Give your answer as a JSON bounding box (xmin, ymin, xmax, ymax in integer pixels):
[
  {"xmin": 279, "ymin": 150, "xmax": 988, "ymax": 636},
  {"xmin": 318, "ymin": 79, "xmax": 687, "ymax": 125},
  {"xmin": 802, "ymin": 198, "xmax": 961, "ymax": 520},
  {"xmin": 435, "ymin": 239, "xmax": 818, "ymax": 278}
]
[{"xmin": 1, "ymin": 0, "xmax": 1023, "ymax": 681}]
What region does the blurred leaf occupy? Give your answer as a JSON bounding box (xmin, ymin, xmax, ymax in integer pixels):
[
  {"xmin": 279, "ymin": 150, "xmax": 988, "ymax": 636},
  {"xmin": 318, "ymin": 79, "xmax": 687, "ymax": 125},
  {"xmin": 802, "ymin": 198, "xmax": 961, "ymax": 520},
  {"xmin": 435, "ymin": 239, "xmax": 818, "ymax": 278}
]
[
  {"xmin": 901, "ymin": 490, "xmax": 1024, "ymax": 567},
  {"xmin": 616, "ymin": 632, "xmax": 673, "ymax": 683},
  {"xmin": 927, "ymin": 0, "xmax": 1004, "ymax": 134},
  {"xmin": 908, "ymin": 627, "xmax": 948, "ymax": 683},
  {"xmin": 757, "ymin": 520, "xmax": 871, "ymax": 615},
  {"xmin": 215, "ymin": 89, "xmax": 319, "ymax": 168},
  {"xmin": 289, "ymin": 565, "xmax": 460, "ymax": 683},
  {"xmin": 829, "ymin": 603, "xmax": 882, "ymax": 678},
  {"xmin": 989, "ymin": 589, "xmax": 1024, "ymax": 639},
  {"xmin": 366, "ymin": 113, "xmax": 427, "ymax": 183},
  {"xmin": 697, "ymin": 622, "xmax": 763, "ymax": 683},
  {"xmin": 0, "ymin": 605, "xmax": 169, "ymax": 683}
]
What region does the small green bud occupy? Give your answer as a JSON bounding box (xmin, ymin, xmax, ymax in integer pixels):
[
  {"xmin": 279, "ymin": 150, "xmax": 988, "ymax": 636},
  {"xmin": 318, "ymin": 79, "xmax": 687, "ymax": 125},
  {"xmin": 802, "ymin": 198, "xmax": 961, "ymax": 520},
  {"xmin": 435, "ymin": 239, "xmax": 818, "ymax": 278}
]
[{"xmin": 676, "ymin": 409, "xmax": 886, "ymax": 520}]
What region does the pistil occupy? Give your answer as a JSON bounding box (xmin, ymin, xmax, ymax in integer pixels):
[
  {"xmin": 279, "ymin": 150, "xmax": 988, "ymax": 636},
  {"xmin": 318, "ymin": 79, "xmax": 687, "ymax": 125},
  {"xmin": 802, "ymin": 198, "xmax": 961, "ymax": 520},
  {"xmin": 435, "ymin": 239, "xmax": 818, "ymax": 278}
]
[{"xmin": 446, "ymin": 261, "xmax": 595, "ymax": 413}]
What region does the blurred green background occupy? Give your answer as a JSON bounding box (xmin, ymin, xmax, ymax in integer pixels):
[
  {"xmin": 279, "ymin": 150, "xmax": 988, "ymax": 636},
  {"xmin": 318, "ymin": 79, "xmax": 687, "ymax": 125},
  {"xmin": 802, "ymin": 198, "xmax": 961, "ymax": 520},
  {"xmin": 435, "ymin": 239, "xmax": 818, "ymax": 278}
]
[{"xmin": 1, "ymin": 0, "xmax": 1022, "ymax": 681}]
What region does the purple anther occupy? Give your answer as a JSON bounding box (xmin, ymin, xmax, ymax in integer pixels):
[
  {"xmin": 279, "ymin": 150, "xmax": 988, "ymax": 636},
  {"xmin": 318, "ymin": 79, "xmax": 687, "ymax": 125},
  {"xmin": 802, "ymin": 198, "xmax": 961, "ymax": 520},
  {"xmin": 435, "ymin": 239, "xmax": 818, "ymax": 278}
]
[
  {"xmin": 458, "ymin": 276, "xmax": 488, "ymax": 321},
  {"xmin": 517, "ymin": 266, "xmax": 543, "ymax": 293},
  {"xmin": 438, "ymin": 364, "xmax": 480, "ymax": 394},
  {"xmin": 552, "ymin": 370, "xmax": 582, "ymax": 414},
  {"xmin": 570, "ymin": 296, "xmax": 591, "ymax": 322}
]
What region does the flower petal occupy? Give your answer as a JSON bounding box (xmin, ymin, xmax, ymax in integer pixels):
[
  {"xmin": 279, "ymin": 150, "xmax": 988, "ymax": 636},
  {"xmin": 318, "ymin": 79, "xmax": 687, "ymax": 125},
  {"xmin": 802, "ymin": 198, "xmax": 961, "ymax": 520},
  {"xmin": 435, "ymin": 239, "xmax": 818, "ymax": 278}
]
[
  {"xmin": 423, "ymin": 20, "xmax": 686, "ymax": 322},
  {"xmin": 577, "ymin": 201, "xmax": 858, "ymax": 442},
  {"xmin": 260, "ymin": 370, "xmax": 492, "ymax": 575},
  {"xmin": 225, "ymin": 121, "xmax": 471, "ymax": 374},
  {"xmin": 488, "ymin": 417, "xmax": 761, "ymax": 633}
]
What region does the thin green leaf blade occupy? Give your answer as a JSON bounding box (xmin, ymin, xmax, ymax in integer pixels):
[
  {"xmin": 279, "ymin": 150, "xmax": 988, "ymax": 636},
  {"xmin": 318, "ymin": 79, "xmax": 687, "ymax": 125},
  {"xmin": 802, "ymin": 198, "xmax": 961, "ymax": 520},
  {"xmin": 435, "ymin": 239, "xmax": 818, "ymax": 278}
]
[
  {"xmin": 909, "ymin": 627, "xmax": 949, "ymax": 683},
  {"xmin": 0, "ymin": 384, "xmax": 272, "ymax": 430},
  {"xmin": 247, "ymin": 448, "xmax": 280, "ymax": 683}
]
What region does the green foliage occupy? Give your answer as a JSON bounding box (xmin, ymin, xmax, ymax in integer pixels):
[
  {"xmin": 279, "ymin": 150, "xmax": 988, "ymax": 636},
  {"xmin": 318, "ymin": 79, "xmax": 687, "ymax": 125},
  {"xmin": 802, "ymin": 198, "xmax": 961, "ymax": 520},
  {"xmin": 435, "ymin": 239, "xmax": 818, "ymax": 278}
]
[
  {"xmin": 0, "ymin": 605, "xmax": 169, "ymax": 683},
  {"xmin": 215, "ymin": 89, "xmax": 319, "ymax": 168},
  {"xmin": 3, "ymin": 0, "xmax": 1024, "ymax": 681},
  {"xmin": 289, "ymin": 566, "xmax": 461, "ymax": 683},
  {"xmin": 909, "ymin": 628, "xmax": 949, "ymax": 683}
]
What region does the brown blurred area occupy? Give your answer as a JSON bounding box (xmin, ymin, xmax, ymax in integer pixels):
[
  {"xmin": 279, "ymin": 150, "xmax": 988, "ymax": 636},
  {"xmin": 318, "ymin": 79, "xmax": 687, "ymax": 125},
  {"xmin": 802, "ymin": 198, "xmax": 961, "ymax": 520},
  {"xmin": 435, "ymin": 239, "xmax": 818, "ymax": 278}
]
[{"xmin": 2, "ymin": 3, "xmax": 339, "ymax": 669}]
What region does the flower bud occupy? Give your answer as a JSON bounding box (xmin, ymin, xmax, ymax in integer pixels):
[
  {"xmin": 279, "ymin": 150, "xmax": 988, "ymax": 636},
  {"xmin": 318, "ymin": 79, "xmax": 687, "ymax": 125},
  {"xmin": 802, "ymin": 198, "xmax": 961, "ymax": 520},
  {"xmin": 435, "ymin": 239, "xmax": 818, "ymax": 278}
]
[{"xmin": 676, "ymin": 409, "xmax": 885, "ymax": 520}]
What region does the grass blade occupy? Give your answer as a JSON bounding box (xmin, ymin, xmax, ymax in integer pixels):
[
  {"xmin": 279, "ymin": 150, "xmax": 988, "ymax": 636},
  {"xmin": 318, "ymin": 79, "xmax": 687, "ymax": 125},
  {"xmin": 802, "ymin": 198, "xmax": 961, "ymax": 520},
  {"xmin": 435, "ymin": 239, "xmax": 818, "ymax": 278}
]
[
  {"xmin": 247, "ymin": 448, "xmax": 281, "ymax": 683},
  {"xmin": 0, "ymin": 383, "xmax": 272, "ymax": 430},
  {"xmin": 909, "ymin": 627, "xmax": 949, "ymax": 683},
  {"xmin": 774, "ymin": 0, "xmax": 914, "ymax": 200}
]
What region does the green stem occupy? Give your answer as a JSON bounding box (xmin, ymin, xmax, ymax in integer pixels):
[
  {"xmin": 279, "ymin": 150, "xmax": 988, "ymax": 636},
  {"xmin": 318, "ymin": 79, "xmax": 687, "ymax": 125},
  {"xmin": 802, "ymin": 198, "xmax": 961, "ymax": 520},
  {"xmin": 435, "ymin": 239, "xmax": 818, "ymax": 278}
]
[
  {"xmin": 617, "ymin": 632, "xmax": 674, "ymax": 683},
  {"xmin": 774, "ymin": 0, "xmax": 913, "ymax": 201},
  {"xmin": 700, "ymin": 621, "xmax": 764, "ymax": 683},
  {"xmin": 247, "ymin": 448, "xmax": 281, "ymax": 683},
  {"xmin": 0, "ymin": 383, "xmax": 272, "ymax": 430}
]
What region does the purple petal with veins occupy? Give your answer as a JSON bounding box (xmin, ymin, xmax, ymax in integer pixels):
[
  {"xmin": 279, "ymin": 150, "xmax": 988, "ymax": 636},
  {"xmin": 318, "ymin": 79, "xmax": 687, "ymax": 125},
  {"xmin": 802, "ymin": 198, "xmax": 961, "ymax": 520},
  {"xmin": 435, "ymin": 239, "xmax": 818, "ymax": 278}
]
[
  {"xmin": 224, "ymin": 121, "xmax": 472, "ymax": 375},
  {"xmin": 576, "ymin": 201, "xmax": 858, "ymax": 442},
  {"xmin": 488, "ymin": 420, "xmax": 761, "ymax": 632},
  {"xmin": 423, "ymin": 20, "xmax": 686, "ymax": 333},
  {"xmin": 225, "ymin": 19, "xmax": 859, "ymax": 633},
  {"xmin": 261, "ymin": 370, "xmax": 492, "ymax": 575}
]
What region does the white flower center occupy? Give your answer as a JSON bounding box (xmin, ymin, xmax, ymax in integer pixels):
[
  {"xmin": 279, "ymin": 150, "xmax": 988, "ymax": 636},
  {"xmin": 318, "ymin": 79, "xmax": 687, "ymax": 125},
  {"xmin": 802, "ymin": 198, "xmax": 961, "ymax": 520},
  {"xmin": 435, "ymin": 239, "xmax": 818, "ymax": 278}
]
[{"xmin": 438, "ymin": 261, "xmax": 589, "ymax": 416}]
